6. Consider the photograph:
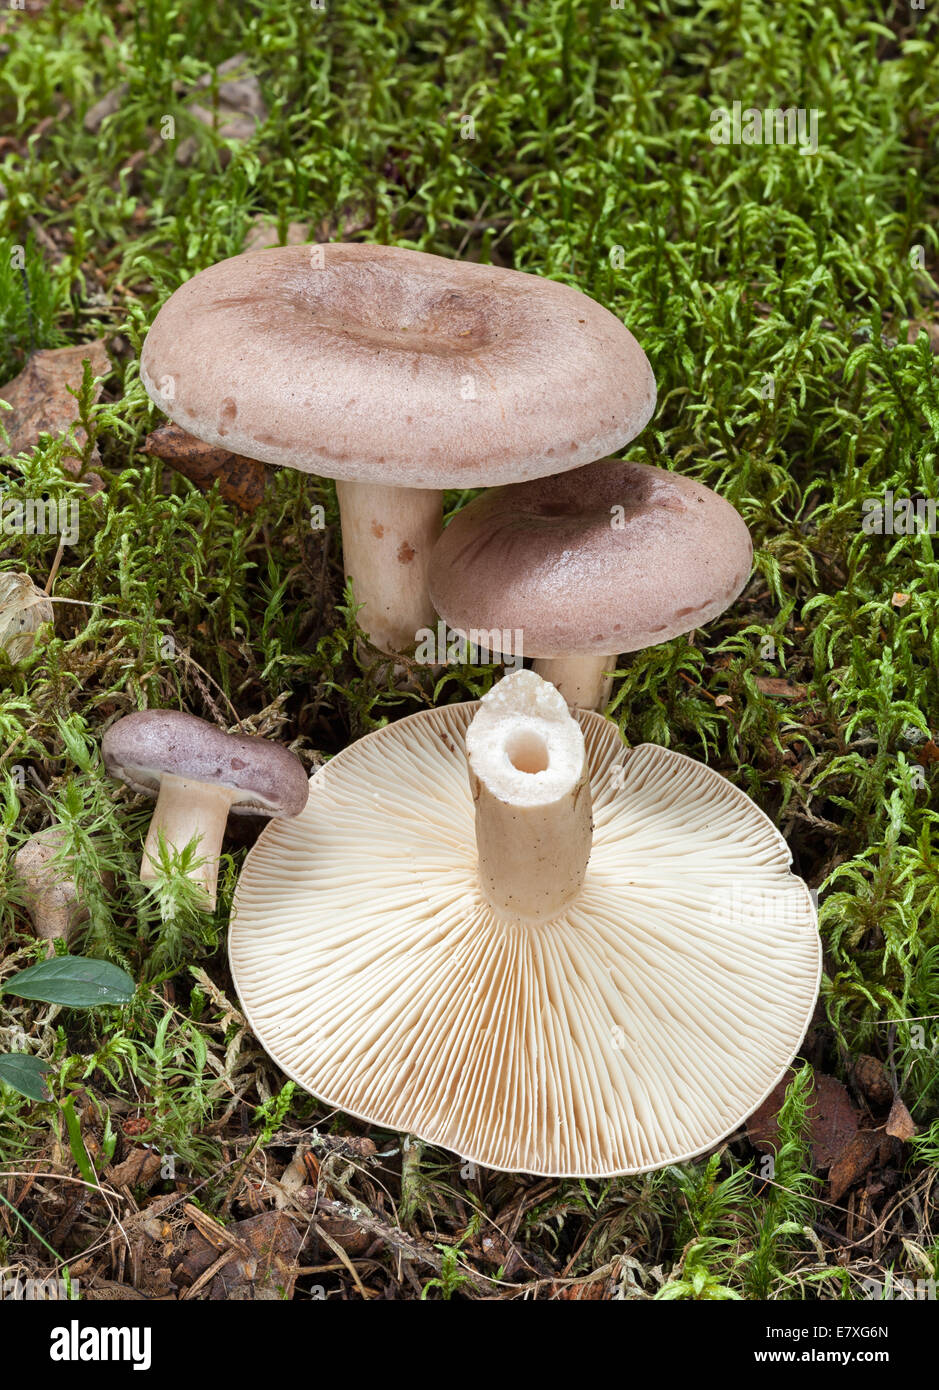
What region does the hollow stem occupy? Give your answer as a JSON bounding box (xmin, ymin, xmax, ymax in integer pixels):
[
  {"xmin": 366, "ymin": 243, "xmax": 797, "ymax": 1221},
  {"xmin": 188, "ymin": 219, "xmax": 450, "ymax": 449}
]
[
  {"xmin": 335, "ymin": 479, "xmax": 443, "ymax": 655},
  {"xmin": 532, "ymin": 653, "xmax": 615, "ymax": 711},
  {"xmin": 465, "ymin": 669, "xmax": 593, "ymax": 924},
  {"xmin": 140, "ymin": 774, "xmax": 238, "ymax": 911}
]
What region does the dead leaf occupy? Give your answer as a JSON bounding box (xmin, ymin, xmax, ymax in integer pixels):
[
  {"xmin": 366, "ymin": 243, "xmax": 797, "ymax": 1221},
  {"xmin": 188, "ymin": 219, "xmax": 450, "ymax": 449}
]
[
  {"xmin": 853, "ymin": 1054, "xmax": 893, "ymax": 1108},
  {"xmin": 107, "ymin": 1148, "xmax": 163, "ymax": 1190},
  {"xmin": 0, "ymin": 341, "xmax": 110, "ymax": 469},
  {"xmin": 83, "ymin": 84, "xmax": 128, "ymax": 134},
  {"xmin": 192, "ymin": 54, "xmax": 267, "ymax": 120},
  {"xmin": 907, "ymin": 320, "xmax": 939, "ymax": 353},
  {"xmin": 916, "ymin": 740, "xmax": 939, "ymax": 767},
  {"xmin": 173, "ymin": 1210, "xmax": 303, "ymax": 1300},
  {"xmin": 14, "ymin": 824, "xmax": 87, "ymax": 941},
  {"xmin": 143, "ymin": 423, "xmax": 269, "ymax": 512},
  {"xmin": 244, "ymin": 218, "xmax": 312, "ymax": 253},
  {"xmin": 747, "ymin": 1068, "xmax": 860, "ymax": 1171},
  {"xmin": 754, "ymin": 676, "xmax": 807, "ymax": 699},
  {"xmin": 0, "ymin": 571, "xmax": 54, "ymax": 662},
  {"xmin": 315, "ymin": 197, "xmax": 375, "ymax": 243},
  {"xmin": 176, "ymin": 54, "xmax": 267, "ymax": 165},
  {"xmin": 316, "ymin": 1214, "xmax": 372, "ymax": 1257},
  {"xmin": 829, "ymin": 1131, "xmax": 881, "ymax": 1204},
  {"xmin": 885, "ymin": 1094, "xmax": 917, "ymax": 1142}
]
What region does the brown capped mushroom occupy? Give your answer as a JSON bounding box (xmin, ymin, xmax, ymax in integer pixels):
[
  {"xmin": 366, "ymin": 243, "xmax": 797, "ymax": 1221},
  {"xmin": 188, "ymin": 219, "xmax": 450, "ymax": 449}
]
[
  {"xmin": 428, "ymin": 458, "xmax": 753, "ymax": 709},
  {"xmin": 14, "ymin": 825, "xmax": 87, "ymax": 942},
  {"xmin": 230, "ymin": 669, "xmax": 820, "ymax": 1178},
  {"xmin": 102, "ymin": 711, "xmax": 308, "ymax": 911},
  {"xmin": 139, "ymin": 244, "xmax": 655, "ymax": 654}
]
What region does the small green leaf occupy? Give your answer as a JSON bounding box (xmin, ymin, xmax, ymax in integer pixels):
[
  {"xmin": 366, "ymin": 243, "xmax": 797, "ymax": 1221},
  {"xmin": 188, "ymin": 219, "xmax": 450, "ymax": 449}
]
[
  {"xmin": 1, "ymin": 956, "xmax": 135, "ymax": 1007},
  {"xmin": 0, "ymin": 1053, "xmax": 52, "ymax": 1102}
]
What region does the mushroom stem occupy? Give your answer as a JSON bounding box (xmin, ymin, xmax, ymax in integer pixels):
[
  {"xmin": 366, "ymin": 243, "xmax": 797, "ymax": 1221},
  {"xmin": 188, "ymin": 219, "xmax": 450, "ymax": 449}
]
[
  {"xmin": 465, "ymin": 671, "xmax": 592, "ymax": 924},
  {"xmin": 335, "ymin": 479, "xmax": 443, "ymax": 655},
  {"xmin": 532, "ymin": 654, "xmax": 615, "ymax": 711},
  {"xmin": 140, "ymin": 774, "xmax": 238, "ymax": 910}
]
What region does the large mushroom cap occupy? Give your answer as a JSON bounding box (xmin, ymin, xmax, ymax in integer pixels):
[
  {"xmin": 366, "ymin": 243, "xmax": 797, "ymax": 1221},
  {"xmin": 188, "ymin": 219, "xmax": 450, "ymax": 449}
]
[
  {"xmin": 428, "ymin": 459, "xmax": 753, "ymax": 658},
  {"xmin": 102, "ymin": 711, "xmax": 308, "ymax": 817},
  {"xmin": 140, "ymin": 244, "xmax": 655, "ymax": 489},
  {"xmin": 230, "ymin": 702, "xmax": 820, "ymax": 1178}
]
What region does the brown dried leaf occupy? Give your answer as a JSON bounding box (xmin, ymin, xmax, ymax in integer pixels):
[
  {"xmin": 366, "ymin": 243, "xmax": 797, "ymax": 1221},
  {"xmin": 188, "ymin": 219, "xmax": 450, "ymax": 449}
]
[
  {"xmin": 829, "ymin": 1131, "xmax": 881, "ymax": 1205},
  {"xmin": 14, "ymin": 824, "xmax": 86, "ymax": 940},
  {"xmin": 174, "ymin": 1210, "xmax": 303, "ymax": 1300},
  {"xmin": 907, "ymin": 319, "xmax": 939, "ymax": 353},
  {"xmin": 0, "ymin": 571, "xmax": 54, "ymax": 662},
  {"xmin": 0, "ymin": 340, "xmax": 110, "ymax": 463},
  {"xmin": 885, "ymin": 1094, "xmax": 917, "ymax": 1142},
  {"xmin": 107, "ymin": 1148, "xmax": 163, "ymax": 1190},
  {"xmin": 243, "ymin": 218, "xmax": 312, "ymax": 253},
  {"xmin": 317, "ymin": 1214, "xmax": 372, "ymax": 1257},
  {"xmin": 176, "ymin": 54, "xmax": 267, "ymax": 165},
  {"xmin": 753, "ymin": 676, "xmax": 807, "ymax": 699},
  {"xmin": 852, "ymin": 1054, "xmax": 893, "ymax": 1108},
  {"xmin": 747, "ymin": 1069, "xmax": 860, "ymax": 1172},
  {"xmin": 83, "ymin": 84, "xmax": 128, "ymax": 134},
  {"xmin": 143, "ymin": 423, "xmax": 269, "ymax": 513}
]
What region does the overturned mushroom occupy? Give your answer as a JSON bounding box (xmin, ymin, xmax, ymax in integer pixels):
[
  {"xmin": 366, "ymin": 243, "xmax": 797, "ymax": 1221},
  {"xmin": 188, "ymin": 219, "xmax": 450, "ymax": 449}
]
[
  {"xmin": 428, "ymin": 458, "xmax": 753, "ymax": 710},
  {"xmin": 140, "ymin": 243, "xmax": 655, "ymax": 653},
  {"xmin": 14, "ymin": 826, "xmax": 87, "ymax": 942},
  {"xmin": 230, "ymin": 669, "xmax": 819, "ymax": 1177},
  {"xmin": 102, "ymin": 711, "xmax": 308, "ymax": 911}
]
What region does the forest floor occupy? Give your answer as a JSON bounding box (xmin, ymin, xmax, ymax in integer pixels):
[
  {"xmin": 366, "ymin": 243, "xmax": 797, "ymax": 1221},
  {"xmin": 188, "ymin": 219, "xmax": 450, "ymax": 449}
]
[{"xmin": 0, "ymin": 0, "xmax": 937, "ymax": 1300}]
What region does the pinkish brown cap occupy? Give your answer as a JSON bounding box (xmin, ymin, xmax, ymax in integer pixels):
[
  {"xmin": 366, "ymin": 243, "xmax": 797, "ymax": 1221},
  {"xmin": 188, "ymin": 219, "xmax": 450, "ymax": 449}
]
[
  {"xmin": 139, "ymin": 244, "xmax": 655, "ymax": 489},
  {"xmin": 428, "ymin": 459, "xmax": 753, "ymax": 658},
  {"xmin": 102, "ymin": 711, "xmax": 308, "ymax": 818}
]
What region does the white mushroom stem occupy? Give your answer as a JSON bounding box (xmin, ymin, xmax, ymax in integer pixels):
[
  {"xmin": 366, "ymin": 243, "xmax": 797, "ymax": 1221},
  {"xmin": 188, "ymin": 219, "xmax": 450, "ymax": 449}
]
[
  {"xmin": 140, "ymin": 774, "xmax": 239, "ymax": 910},
  {"xmin": 335, "ymin": 480, "xmax": 443, "ymax": 655},
  {"xmin": 465, "ymin": 670, "xmax": 592, "ymax": 924},
  {"xmin": 532, "ymin": 654, "xmax": 615, "ymax": 711}
]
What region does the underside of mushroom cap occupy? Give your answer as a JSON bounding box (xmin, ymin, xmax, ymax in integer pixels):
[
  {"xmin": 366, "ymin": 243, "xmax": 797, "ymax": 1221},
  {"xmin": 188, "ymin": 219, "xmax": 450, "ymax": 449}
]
[
  {"xmin": 230, "ymin": 703, "xmax": 820, "ymax": 1178},
  {"xmin": 140, "ymin": 244, "xmax": 656, "ymax": 488},
  {"xmin": 102, "ymin": 710, "xmax": 308, "ymax": 817},
  {"xmin": 428, "ymin": 458, "xmax": 752, "ymax": 658}
]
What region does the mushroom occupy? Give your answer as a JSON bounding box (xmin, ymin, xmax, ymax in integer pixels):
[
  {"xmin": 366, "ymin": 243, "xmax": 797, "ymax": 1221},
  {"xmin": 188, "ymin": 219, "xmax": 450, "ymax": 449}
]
[
  {"xmin": 428, "ymin": 458, "xmax": 753, "ymax": 710},
  {"xmin": 14, "ymin": 826, "xmax": 87, "ymax": 942},
  {"xmin": 229, "ymin": 669, "xmax": 820, "ymax": 1177},
  {"xmin": 102, "ymin": 711, "xmax": 308, "ymax": 911},
  {"xmin": 139, "ymin": 244, "xmax": 655, "ymax": 654}
]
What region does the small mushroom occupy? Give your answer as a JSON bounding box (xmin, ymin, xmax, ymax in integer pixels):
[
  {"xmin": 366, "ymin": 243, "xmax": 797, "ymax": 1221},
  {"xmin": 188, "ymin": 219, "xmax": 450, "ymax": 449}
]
[
  {"xmin": 230, "ymin": 668, "xmax": 820, "ymax": 1177},
  {"xmin": 14, "ymin": 825, "xmax": 87, "ymax": 942},
  {"xmin": 139, "ymin": 244, "xmax": 655, "ymax": 654},
  {"xmin": 102, "ymin": 711, "xmax": 309, "ymax": 911},
  {"xmin": 428, "ymin": 458, "xmax": 753, "ymax": 709}
]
